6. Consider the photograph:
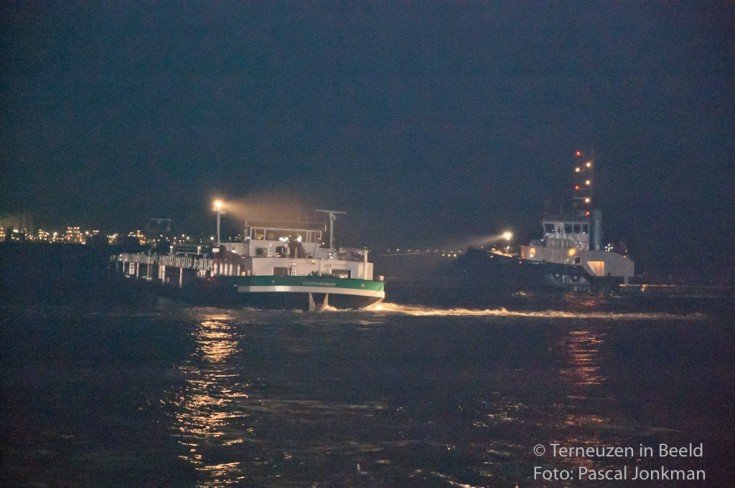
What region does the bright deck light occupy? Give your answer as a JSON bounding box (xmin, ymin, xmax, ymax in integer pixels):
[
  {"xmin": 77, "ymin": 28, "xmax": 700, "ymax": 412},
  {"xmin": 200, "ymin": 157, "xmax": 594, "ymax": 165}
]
[{"xmin": 502, "ymin": 231, "xmax": 513, "ymax": 241}]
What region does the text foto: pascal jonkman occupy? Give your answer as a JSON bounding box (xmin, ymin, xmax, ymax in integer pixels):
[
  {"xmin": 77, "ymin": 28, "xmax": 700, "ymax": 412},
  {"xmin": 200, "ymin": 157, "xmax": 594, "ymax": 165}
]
[{"xmin": 535, "ymin": 466, "xmax": 706, "ymax": 481}]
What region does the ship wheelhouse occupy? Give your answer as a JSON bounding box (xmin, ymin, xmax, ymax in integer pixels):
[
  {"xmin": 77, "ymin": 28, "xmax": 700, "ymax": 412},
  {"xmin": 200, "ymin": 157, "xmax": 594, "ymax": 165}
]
[
  {"xmin": 541, "ymin": 217, "xmax": 591, "ymax": 251},
  {"xmin": 234, "ymin": 219, "xmax": 327, "ymax": 259},
  {"xmin": 523, "ymin": 214, "xmax": 592, "ymax": 266}
]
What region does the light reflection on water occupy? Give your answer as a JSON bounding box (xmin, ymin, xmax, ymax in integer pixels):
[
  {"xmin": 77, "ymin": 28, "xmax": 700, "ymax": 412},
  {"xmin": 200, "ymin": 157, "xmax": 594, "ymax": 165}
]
[
  {"xmin": 561, "ymin": 329, "xmax": 606, "ymax": 387},
  {"xmin": 556, "ymin": 329, "xmax": 613, "ymax": 472},
  {"xmin": 171, "ymin": 316, "xmax": 251, "ymax": 485},
  {"xmin": 168, "ymin": 313, "xmax": 392, "ymax": 486}
]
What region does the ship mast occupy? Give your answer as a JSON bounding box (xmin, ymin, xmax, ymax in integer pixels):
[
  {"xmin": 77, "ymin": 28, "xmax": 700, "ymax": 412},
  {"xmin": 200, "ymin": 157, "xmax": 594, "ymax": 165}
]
[
  {"xmin": 572, "ymin": 150, "xmax": 594, "ymax": 218},
  {"xmin": 316, "ymin": 209, "xmax": 346, "ymax": 250}
]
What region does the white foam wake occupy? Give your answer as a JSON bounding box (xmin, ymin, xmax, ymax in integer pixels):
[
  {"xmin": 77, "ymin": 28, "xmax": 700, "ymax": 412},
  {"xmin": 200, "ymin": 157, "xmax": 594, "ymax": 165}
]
[{"xmin": 361, "ymin": 302, "xmax": 706, "ymax": 321}]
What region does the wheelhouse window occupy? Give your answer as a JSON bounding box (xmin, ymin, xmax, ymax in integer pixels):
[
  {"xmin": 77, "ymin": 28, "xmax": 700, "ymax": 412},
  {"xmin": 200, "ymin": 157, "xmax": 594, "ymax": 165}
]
[
  {"xmin": 564, "ymin": 223, "xmax": 572, "ymax": 234},
  {"xmin": 582, "ymin": 224, "xmax": 589, "ymax": 234},
  {"xmin": 544, "ymin": 223, "xmax": 555, "ymax": 234},
  {"xmin": 573, "ymin": 224, "xmax": 581, "ymax": 233}
]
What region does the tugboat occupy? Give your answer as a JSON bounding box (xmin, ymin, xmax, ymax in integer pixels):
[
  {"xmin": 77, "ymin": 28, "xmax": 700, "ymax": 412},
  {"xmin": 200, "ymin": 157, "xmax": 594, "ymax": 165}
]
[
  {"xmin": 113, "ymin": 205, "xmax": 385, "ymax": 310},
  {"xmin": 459, "ymin": 151, "xmax": 634, "ymax": 292}
]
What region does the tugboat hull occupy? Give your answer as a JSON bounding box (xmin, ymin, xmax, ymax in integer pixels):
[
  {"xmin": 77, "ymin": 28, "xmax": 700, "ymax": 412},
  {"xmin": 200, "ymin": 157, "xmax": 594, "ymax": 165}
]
[{"xmin": 456, "ymin": 248, "xmax": 626, "ymax": 292}]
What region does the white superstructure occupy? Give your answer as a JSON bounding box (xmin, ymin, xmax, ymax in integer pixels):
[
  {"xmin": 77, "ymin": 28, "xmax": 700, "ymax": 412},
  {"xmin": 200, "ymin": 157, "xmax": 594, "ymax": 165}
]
[
  {"xmin": 218, "ymin": 219, "xmax": 375, "ymax": 280},
  {"xmin": 519, "ymin": 211, "xmax": 634, "ymax": 284}
]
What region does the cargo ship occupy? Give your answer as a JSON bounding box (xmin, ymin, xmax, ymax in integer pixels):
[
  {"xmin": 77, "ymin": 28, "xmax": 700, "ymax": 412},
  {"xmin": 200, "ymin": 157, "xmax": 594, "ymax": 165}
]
[
  {"xmin": 113, "ymin": 207, "xmax": 385, "ymax": 310},
  {"xmin": 457, "ymin": 151, "xmax": 634, "ymax": 292}
]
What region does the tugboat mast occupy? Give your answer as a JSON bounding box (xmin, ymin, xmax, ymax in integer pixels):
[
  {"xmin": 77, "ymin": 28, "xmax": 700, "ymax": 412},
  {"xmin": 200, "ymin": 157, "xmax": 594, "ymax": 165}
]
[{"xmin": 572, "ymin": 149, "xmax": 594, "ymax": 219}]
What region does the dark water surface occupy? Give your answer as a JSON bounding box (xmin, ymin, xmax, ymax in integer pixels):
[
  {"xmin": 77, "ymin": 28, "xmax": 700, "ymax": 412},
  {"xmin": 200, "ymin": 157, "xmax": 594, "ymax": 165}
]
[{"xmin": 2, "ymin": 288, "xmax": 734, "ymax": 488}]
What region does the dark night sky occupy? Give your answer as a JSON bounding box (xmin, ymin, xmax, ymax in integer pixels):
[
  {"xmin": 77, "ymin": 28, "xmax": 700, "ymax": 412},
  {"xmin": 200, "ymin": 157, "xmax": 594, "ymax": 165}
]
[{"xmin": 1, "ymin": 2, "xmax": 733, "ymax": 276}]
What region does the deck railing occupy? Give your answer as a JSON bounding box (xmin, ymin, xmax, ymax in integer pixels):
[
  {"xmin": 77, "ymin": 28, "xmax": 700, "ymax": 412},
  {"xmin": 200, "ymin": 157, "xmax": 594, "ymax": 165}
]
[{"xmin": 114, "ymin": 253, "xmax": 214, "ymax": 270}]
